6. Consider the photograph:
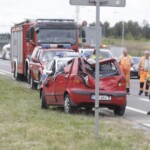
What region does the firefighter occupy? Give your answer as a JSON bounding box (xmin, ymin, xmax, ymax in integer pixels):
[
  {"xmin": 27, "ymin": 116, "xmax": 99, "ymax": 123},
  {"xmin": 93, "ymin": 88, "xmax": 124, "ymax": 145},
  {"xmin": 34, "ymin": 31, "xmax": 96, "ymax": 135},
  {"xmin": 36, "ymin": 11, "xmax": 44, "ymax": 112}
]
[
  {"xmin": 119, "ymin": 49, "xmax": 133, "ymax": 95},
  {"xmin": 138, "ymin": 51, "xmax": 150, "ymax": 96}
]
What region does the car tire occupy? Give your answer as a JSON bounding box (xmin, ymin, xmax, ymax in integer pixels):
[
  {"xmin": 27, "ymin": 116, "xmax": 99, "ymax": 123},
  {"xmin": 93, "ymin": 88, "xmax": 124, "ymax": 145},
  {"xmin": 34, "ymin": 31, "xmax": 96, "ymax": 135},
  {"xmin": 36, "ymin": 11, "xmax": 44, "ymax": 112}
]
[
  {"xmin": 114, "ymin": 105, "xmax": 126, "ymax": 116},
  {"xmin": 41, "ymin": 91, "xmax": 48, "ymax": 109},
  {"xmin": 30, "ymin": 76, "xmax": 38, "ymax": 89},
  {"xmin": 64, "ymin": 94, "xmax": 75, "ymax": 114}
]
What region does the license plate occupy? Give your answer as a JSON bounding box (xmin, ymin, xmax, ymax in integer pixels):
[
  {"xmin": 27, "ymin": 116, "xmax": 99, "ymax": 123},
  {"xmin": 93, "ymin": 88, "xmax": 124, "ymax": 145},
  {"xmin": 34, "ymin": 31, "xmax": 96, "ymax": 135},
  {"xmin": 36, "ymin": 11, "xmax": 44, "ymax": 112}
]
[{"xmin": 91, "ymin": 95, "xmax": 111, "ymax": 101}]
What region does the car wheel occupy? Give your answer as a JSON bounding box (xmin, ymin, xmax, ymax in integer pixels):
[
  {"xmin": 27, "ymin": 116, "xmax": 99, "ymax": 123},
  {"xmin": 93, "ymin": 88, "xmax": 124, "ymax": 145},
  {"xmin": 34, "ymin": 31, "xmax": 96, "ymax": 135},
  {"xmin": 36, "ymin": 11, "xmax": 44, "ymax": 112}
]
[
  {"xmin": 30, "ymin": 76, "xmax": 37, "ymax": 89},
  {"xmin": 64, "ymin": 94, "xmax": 75, "ymax": 114},
  {"xmin": 114, "ymin": 105, "xmax": 126, "ymax": 116},
  {"xmin": 41, "ymin": 91, "xmax": 48, "ymax": 109}
]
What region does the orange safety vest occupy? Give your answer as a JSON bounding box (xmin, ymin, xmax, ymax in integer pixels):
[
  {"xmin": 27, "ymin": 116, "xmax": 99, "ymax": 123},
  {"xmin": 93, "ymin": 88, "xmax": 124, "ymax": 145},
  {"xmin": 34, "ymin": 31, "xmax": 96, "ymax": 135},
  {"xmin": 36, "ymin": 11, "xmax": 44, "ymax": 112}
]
[
  {"xmin": 139, "ymin": 56, "xmax": 145, "ymax": 71},
  {"xmin": 120, "ymin": 55, "xmax": 131, "ymax": 71}
]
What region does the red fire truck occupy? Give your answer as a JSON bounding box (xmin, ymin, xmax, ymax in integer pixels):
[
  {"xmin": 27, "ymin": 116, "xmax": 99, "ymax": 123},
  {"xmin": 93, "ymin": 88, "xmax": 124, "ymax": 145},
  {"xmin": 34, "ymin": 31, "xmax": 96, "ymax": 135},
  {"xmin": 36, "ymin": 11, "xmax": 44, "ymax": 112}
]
[{"xmin": 11, "ymin": 19, "xmax": 78, "ymax": 80}]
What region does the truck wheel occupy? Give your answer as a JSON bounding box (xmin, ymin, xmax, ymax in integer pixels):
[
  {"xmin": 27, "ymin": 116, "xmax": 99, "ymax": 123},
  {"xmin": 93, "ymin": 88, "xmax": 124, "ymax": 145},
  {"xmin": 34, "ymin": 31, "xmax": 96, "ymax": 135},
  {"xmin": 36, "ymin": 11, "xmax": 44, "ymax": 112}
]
[
  {"xmin": 27, "ymin": 69, "xmax": 30, "ymax": 83},
  {"xmin": 64, "ymin": 94, "xmax": 75, "ymax": 114},
  {"xmin": 41, "ymin": 91, "xmax": 48, "ymax": 109},
  {"xmin": 30, "ymin": 76, "xmax": 38, "ymax": 89},
  {"xmin": 14, "ymin": 66, "xmax": 18, "ymax": 80},
  {"xmin": 114, "ymin": 105, "xmax": 126, "ymax": 116}
]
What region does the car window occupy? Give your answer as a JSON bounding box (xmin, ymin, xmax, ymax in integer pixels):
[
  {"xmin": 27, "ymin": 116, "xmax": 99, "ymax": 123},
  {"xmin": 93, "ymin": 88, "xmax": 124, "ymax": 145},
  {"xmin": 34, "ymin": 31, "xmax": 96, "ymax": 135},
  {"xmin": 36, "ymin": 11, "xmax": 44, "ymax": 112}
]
[
  {"xmin": 83, "ymin": 59, "xmax": 119, "ymax": 78},
  {"xmin": 57, "ymin": 60, "xmax": 69, "ymax": 71},
  {"xmin": 100, "ymin": 62, "xmax": 119, "ymax": 78},
  {"xmin": 46, "ymin": 60, "xmax": 55, "ymax": 71},
  {"xmin": 100, "ymin": 50, "xmax": 112, "ymax": 59}
]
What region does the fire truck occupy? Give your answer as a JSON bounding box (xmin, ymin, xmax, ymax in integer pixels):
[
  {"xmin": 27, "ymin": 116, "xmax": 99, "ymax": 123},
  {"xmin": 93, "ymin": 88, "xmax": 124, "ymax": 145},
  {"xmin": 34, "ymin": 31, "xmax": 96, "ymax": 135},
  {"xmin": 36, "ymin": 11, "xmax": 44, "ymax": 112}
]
[{"xmin": 11, "ymin": 19, "xmax": 78, "ymax": 80}]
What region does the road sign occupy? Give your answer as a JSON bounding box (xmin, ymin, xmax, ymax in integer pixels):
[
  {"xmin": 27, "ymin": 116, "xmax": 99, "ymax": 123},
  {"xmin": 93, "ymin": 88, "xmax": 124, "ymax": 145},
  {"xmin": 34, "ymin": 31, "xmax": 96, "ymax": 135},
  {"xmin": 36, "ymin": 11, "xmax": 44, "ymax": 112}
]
[{"xmin": 70, "ymin": 0, "xmax": 126, "ymax": 7}]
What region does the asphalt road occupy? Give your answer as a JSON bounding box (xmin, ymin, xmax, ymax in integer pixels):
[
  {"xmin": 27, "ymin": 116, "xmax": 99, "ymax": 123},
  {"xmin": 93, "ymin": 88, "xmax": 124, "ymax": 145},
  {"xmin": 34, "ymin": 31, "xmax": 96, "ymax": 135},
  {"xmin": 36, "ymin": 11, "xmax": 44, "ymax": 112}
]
[{"xmin": 0, "ymin": 58, "xmax": 150, "ymax": 130}]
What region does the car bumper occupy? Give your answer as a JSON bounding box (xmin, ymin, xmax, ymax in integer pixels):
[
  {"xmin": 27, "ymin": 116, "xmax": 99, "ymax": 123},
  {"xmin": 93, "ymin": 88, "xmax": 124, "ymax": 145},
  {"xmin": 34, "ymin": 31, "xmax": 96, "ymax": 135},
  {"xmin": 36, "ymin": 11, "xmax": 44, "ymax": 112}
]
[
  {"xmin": 69, "ymin": 88, "xmax": 126, "ymax": 107},
  {"xmin": 130, "ymin": 70, "xmax": 139, "ymax": 78}
]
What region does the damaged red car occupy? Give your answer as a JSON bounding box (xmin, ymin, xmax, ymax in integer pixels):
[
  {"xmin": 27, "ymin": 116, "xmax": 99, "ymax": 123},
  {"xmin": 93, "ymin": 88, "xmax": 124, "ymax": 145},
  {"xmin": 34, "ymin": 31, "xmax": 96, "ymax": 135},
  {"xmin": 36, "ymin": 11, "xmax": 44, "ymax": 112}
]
[{"xmin": 40, "ymin": 57, "xmax": 126, "ymax": 116}]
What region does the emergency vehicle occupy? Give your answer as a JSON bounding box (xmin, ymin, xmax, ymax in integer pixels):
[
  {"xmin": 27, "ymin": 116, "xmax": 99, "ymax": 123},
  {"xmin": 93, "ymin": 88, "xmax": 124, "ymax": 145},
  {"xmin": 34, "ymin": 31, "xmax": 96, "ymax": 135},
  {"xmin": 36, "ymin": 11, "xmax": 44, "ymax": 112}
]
[{"xmin": 11, "ymin": 19, "xmax": 78, "ymax": 80}]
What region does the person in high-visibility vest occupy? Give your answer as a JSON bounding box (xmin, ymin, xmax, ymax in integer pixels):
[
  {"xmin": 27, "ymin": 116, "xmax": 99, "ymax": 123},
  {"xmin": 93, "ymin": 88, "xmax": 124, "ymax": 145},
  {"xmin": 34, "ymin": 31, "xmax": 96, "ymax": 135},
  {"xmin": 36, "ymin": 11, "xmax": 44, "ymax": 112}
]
[
  {"xmin": 138, "ymin": 51, "xmax": 150, "ymax": 96},
  {"xmin": 119, "ymin": 49, "xmax": 133, "ymax": 95},
  {"xmin": 91, "ymin": 49, "xmax": 103, "ymax": 60}
]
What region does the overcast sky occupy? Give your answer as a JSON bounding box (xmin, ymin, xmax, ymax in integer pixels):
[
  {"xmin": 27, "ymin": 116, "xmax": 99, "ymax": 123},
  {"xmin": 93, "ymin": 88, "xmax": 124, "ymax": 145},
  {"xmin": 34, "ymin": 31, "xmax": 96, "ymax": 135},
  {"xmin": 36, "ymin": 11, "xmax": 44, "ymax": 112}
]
[{"xmin": 0, "ymin": 0, "xmax": 150, "ymax": 33}]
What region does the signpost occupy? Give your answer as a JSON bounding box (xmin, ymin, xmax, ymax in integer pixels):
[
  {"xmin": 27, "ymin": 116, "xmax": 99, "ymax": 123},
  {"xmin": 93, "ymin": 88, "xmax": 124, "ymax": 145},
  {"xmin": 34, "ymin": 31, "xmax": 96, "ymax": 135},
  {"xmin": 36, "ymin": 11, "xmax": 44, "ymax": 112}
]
[{"xmin": 70, "ymin": 0, "xmax": 126, "ymax": 138}]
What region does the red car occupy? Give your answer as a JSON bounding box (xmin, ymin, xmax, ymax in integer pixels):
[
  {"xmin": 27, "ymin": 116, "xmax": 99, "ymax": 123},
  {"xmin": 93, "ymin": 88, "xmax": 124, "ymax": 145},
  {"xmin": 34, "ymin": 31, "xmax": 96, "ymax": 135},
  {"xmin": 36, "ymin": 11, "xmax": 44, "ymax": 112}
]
[
  {"xmin": 29, "ymin": 44, "xmax": 73, "ymax": 89},
  {"xmin": 40, "ymin": 57, "xmax": 126, "ymax": 116}
]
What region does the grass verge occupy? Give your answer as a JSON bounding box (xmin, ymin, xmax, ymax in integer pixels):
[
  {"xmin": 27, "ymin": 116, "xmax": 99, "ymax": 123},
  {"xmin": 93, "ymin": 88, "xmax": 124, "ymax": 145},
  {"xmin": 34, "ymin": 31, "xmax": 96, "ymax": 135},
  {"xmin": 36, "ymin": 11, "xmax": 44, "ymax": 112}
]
[
  {"xmin": 102, "ymin": 38, "xmax": 150, "ymax": 56},
  {"xmin": 0, "ymin": 75, "xmax": 150, "ymax": 150}
]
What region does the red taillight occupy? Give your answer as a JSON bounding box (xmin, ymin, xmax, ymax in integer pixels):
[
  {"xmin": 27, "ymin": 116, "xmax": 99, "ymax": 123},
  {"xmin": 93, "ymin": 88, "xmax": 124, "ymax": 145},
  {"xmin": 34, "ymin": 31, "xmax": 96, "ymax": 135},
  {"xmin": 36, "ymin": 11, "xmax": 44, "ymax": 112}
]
[
  {"xmin": 118, "ymin": 77, "xmax": 126, "ymax": 87},
  {"xmin": 71, "ymin": 75, "xmax": 83, "ymax": 84}
]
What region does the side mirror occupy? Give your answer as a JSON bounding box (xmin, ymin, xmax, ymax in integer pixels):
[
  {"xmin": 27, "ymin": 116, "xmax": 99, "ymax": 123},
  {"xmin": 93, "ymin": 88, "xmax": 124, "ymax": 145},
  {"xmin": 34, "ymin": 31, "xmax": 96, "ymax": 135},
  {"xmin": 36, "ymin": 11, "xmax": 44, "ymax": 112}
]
[
  {"xmin": 46, "ymin": 70, "xmax": 53, "ymax": 76},
  {"xmin": 82, "ymin": 30, "xmax": 86, "ymax": 38},
  {"xmin": 32, "ymin": 58, "xmax": 40, "ymax": 63},
  {"xmin": 82, "ymin": 39, "xmax": 86, "ymax": 43}
]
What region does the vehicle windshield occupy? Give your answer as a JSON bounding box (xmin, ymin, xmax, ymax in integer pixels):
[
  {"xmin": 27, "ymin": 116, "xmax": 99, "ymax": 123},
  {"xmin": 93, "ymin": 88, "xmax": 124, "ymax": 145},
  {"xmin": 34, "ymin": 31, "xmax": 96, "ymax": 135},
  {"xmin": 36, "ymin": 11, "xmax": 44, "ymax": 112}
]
[
  {"xmin": 132, "ymin": 57, "xmax": 140, "ymax": 64},
  {"xmin": 99, "ymin": 50, "xmax": 113, "ymax": 59},
  {"xmin": 37, "ymin": 29, "xmax": 76, "ymax": 45},
  {"xmin": 42, "ymin": 51, "xmax": 72, "ymax": 62}
]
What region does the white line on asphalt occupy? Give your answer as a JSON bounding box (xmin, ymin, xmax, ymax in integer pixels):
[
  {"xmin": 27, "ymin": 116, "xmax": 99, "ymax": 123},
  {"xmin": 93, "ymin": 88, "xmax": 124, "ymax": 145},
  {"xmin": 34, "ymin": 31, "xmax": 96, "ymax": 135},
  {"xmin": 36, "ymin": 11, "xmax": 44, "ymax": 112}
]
[
  {"xmin": 126, "ymin": 106, "xmax": 147, "ymax": 115},
  {"xmin": 138, "ymin": 98, "xmax": 149, "ymax": 102},
  {"xmin": 143, "ymin": 123, "xmax": 150, "ymax": 127},
  {"xmin": 0, "ymin": 69, "xmax": 12, "ymax": 75}
]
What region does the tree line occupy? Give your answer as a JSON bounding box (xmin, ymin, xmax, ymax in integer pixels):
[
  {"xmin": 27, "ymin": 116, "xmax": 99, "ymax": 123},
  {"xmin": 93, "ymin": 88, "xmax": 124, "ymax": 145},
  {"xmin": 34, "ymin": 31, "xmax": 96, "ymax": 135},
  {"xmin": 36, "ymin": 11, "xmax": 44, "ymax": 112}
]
[{"xmin": 100, "ymin": 20, "xmax": 150, "ymax": 40}]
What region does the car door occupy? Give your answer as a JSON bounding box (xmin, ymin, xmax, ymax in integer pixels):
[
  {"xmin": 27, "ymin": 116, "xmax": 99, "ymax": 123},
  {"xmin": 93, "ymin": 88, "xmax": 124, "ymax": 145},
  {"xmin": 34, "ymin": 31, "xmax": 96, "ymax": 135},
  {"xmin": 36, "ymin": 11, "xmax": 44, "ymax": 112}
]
[
  {"xmin": 44, "ymin": 60, "xmax": 57, "ymax": 104},
  {"xmin": 54, "ymin": 60, "xmax": 73, "ymax": 104}
]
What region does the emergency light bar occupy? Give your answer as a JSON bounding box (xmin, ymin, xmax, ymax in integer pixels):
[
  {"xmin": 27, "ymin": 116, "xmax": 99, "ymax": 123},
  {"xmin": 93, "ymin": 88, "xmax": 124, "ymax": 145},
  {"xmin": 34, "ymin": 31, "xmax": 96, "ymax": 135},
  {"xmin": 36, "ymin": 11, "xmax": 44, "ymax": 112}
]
[{"xmin": 41, "ymin": 44, "xmax": 71, "ymax": 49}]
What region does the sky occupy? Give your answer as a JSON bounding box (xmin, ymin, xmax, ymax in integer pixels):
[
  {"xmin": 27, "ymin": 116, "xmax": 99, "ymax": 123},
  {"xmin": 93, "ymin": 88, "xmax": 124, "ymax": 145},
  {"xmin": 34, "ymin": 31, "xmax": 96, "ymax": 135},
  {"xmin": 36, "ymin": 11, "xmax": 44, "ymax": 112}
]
[{"xmin": 0, "ymin": 0, "xmax": 150, "ymax": 33}]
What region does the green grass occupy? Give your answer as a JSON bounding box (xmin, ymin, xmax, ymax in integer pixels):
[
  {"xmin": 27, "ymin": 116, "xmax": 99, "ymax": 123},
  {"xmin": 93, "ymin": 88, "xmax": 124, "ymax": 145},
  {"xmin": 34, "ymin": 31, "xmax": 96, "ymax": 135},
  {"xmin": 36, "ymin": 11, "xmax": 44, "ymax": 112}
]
[
  {"xmin": 102, "ymin": 38, "xmax": 150, "ymax": 56},
  {"xmin": 0, "ymin": 75, "xmax": 150, "ymax": 150}
]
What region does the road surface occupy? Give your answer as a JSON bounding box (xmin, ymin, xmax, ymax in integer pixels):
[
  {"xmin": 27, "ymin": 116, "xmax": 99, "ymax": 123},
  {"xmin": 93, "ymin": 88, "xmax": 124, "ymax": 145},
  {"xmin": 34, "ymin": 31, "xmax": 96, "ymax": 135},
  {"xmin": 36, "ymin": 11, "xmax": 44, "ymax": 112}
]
[{"xmin": 0, "ymin": 58, "xmax": 150, "ymax": 130}]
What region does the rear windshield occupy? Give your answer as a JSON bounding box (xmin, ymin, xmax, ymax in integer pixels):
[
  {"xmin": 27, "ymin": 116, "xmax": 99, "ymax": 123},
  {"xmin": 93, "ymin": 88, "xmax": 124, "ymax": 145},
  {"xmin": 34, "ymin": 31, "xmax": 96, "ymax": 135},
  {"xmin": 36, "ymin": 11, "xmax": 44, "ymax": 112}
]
[{"xmin": 84, "ymin": 60, "xmax": 119, "ymax": 78}]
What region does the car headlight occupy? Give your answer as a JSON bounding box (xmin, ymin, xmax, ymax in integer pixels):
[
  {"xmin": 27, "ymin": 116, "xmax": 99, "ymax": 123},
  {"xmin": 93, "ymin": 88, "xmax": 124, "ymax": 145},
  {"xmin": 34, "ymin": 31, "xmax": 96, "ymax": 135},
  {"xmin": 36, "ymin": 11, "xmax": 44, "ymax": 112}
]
[{"xmin": 130, "ymin": 67, "xmax": 134, "ymax": 71}]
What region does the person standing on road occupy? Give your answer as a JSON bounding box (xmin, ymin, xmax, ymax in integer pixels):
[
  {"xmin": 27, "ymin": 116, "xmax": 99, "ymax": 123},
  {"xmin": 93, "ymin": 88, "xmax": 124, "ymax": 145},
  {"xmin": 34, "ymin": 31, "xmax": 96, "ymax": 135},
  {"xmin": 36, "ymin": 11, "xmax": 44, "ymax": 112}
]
[
  {"xmin": 138, "ymin": 51, "xmax": 150, "ymax": 96},
  {"xmin": 119, "ymin": 49, "xmax": 133, "ymax": 95}
]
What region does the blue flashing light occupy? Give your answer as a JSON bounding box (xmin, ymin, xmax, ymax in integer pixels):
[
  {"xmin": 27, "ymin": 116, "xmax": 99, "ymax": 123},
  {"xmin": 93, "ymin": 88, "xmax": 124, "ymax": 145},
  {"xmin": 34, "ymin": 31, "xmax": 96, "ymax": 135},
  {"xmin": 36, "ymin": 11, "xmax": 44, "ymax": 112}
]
[
  {"xmin": 41, "ymin": 44, "xmax": 50, "ymax": 49},
  {"xmin": 63, "ymin": 44, "xmax": 71, "ymax": 49},
  {"xmin": 41, "ymin": 44, "xmax": 71, "ymax": 49}
]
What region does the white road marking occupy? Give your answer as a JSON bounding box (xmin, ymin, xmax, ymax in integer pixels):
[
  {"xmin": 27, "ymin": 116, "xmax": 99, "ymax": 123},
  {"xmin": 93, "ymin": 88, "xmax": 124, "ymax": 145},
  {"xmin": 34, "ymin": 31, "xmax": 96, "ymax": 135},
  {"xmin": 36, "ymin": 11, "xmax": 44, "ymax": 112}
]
[
  {"xmin": 126, "ymin": 106, "xmax": 147, "ymax": 115},
  {"xmin": 143, "ymin": 124, "xmax": 150, "ymax": 128},
  {"xmin": 138, "ymin": 98, "xmax": 149, "ymax": 102},
  {"xmin": 0, "ymin": 69, "xmax": 12, "ymax": 75}
]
